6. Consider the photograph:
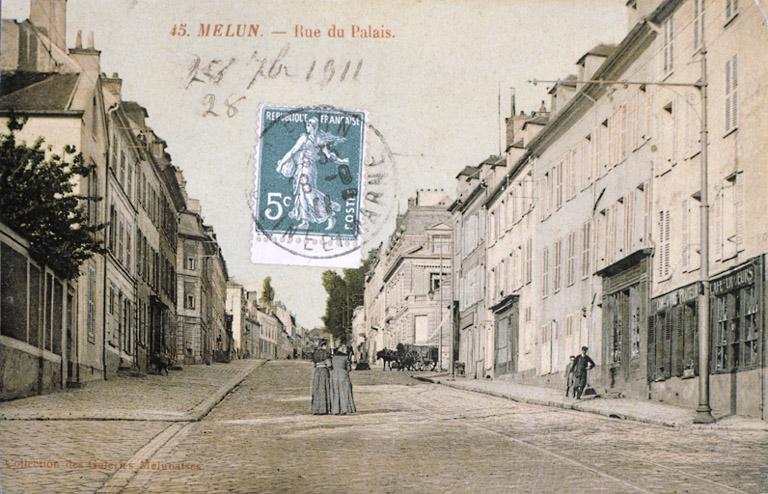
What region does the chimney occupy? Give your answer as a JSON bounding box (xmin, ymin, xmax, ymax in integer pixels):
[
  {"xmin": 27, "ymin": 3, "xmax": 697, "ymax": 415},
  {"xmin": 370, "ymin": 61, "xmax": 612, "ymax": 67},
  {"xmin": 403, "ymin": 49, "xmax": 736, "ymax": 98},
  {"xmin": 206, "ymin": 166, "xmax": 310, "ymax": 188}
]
[
  {"xmin": 29, "ymin": 0, "xmax": 67, "ymax": 51},
  {"xmin": 70, "ymin": 30, "xmax": 101, "ymax": 77},
  {"xmin": 102, "ymin": 72, "xmax": 122, "ymax": 100}
]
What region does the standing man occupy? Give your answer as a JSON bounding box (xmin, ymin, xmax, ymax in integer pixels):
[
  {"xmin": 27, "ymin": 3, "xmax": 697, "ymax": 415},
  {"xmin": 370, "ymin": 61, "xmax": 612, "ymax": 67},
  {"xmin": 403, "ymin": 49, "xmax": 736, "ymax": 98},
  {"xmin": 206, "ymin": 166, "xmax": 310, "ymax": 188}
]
[
  {"xmin": 572, "ymin": 346, "xmax": 595, "ymax": 399},
  {"xmin": 565, "ymin": 355, "xmax": 576, "ymax": 398}
]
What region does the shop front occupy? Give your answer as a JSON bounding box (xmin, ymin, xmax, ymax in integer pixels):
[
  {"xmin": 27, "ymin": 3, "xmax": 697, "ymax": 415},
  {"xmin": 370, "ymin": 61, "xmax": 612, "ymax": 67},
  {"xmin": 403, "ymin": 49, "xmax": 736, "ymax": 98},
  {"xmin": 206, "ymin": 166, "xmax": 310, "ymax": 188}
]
[
  {"xmin": 648, "ymin": 282, "xmax": 699, "ymax": 408},
  {"xmin": 709, "ymin": 257, "xmax": 764, "ymax": 419},
  {"xmin": 490, "ymin": 295, "xmax": 518, "ymax": 377}
]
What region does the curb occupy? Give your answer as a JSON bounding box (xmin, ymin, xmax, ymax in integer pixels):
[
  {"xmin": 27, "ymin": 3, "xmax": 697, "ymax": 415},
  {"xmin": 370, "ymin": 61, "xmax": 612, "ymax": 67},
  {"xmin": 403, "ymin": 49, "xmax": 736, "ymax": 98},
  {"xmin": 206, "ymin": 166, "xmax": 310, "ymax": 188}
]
[
  {"xmin": 185, "ymin": 360, "xmax": 266, "ymax": 421},
  {"xmin": 0, "ymin": 360, "xmax": 266, "ymax": 422},
  {"xmin": 419, "ymin": 377, "xmax": 732, "ymax": 430}
]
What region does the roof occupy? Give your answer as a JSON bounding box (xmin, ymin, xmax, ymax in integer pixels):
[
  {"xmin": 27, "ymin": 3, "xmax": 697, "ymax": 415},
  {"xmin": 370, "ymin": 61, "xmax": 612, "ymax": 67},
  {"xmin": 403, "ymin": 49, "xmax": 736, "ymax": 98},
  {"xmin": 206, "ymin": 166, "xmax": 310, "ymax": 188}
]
[
  {"xmin": 547, "ymin": 74, "xmax": 578, "ymax": 93},
  {"xmin": 455, "ymin": 165, "xmax": 480, "ymax": 179},
  {"xmin": 522, "ymin": 114, "xmax": 549, "ymax": 128},
  {"xmin": 122, "ymin": 101, "xmax": 148, "ymax": 118},
  {"xmin": 0, "ymin": 72, "xmax": 80, "ymax": 112},
  {"xmin": 576, "ymin": 44, "xmax": 616, "ymax": 66}
]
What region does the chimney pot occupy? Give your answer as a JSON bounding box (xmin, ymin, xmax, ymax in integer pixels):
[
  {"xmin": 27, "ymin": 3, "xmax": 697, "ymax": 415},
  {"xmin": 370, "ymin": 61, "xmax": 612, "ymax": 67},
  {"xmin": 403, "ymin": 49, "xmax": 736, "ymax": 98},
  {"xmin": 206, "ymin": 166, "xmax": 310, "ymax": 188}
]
[
  {"xmin": 75, "ymin": 30, "xmax": 82, "ymax": 49},
  {"xmin": 87, "ymin": 31, "xmax": 94, "ymax": 49}
]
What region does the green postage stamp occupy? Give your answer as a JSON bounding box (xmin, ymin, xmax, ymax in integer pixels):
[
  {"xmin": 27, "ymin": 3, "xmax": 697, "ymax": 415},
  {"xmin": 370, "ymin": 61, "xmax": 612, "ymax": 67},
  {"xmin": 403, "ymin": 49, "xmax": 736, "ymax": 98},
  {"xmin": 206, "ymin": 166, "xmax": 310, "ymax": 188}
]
[{"xmin": 251, "ymin": 105, "xmax": 368, "ymax": 267}]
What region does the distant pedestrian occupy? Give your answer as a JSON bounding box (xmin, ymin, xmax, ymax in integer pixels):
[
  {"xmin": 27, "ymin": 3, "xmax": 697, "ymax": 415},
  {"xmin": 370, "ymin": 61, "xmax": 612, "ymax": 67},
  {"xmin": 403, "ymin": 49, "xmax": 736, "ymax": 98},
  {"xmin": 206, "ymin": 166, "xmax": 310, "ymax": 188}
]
[
  {"xmin": 565, "ymin": 355, "xmax": 576, "ymax": 398},
  {"xmin": 311, "ymin": 339, "xmax": 333, "ymax": 415},
  {"xmin": 330, "ymin": 347, "xmax": 356, "ymax": 415},
  {"xmin": 572, "ymin": 346, "xmax": 595, "ymax": 400}
]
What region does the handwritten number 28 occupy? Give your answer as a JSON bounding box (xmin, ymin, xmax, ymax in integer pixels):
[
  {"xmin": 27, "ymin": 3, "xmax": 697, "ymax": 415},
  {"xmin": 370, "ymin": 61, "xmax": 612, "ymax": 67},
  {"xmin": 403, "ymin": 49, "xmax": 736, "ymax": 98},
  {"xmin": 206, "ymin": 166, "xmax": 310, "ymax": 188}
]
[{"xmin": 202, "ymin": 94, "xmax": 246, "ymax": 118}]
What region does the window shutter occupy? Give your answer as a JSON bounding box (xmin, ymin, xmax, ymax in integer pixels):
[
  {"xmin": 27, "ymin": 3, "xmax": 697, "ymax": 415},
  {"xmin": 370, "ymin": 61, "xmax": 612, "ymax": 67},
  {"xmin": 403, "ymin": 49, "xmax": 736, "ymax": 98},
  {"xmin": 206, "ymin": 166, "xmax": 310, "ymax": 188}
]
[
  {"xmin": 672, "ymin": 306, "xmax": 684, "ymax": 377},
  {"xmin": 682, "ymin": 199, "xmax": 689, "ymax": 271},
  {"xmin": 647, "ymin": 314, "xmax": 656, "ymax": 381},
  {"xmin": 731, "ymin": 55, "xmax": 738, "ymax": 129}
]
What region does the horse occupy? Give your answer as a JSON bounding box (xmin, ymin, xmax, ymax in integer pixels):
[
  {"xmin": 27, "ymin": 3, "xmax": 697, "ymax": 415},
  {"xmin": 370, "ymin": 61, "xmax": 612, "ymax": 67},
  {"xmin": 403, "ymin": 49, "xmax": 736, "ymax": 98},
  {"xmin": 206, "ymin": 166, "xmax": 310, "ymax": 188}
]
[{"xmin": 376, "ymin": 348, "xmax": 398, "ymax": 371}]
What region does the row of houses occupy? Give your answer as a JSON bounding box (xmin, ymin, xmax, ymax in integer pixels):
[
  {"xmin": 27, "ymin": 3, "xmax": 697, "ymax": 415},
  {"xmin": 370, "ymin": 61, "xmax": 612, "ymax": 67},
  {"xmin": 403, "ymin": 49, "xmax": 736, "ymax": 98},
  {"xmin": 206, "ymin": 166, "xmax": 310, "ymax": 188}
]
[
  {"xmin": 225, "ymin": 284, "xmax": 308, "ymax": 361},
  {"xmin": 0, "ymin": 0, "xmax": 301, "ymax": 400},
  {"xmin": 357, "ymin": 0, "xmax": 768, "ymax": 421}
]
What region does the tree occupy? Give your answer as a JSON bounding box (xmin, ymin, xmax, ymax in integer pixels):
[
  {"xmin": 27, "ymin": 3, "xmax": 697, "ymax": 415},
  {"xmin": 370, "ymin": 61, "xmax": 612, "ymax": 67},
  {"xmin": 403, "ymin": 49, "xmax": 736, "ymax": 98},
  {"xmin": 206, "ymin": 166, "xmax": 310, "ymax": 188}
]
[
  {"xmin": 320, "ymin": 250, "xmax": 376, "ymax": 344},
  {"xmin": 0, "ymin": 116, "xmax": 103, "ymax": 279},
  {"xmin": 259, "ymin": 276, "xmax": 275, "ymax": 307},
  {"xmin": 320, "ymin": 270, "xmax": 347, "ymax": 343}
]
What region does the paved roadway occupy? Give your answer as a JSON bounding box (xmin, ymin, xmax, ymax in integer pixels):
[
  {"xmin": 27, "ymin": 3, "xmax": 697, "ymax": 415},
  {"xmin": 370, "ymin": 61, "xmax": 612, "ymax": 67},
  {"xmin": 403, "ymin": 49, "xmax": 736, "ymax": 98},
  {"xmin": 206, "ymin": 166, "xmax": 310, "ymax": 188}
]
[{"xmin": 1, "ymin": 360, "xmax": 767, "ymax": 493}]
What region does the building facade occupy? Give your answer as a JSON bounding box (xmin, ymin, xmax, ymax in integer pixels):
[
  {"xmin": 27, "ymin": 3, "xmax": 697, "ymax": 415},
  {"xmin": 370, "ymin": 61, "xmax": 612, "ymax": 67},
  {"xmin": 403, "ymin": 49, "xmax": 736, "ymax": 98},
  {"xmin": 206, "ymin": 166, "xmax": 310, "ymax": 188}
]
[{"xmin": 363, "ymin": 190, "xmax": 453, "ymax": 368}]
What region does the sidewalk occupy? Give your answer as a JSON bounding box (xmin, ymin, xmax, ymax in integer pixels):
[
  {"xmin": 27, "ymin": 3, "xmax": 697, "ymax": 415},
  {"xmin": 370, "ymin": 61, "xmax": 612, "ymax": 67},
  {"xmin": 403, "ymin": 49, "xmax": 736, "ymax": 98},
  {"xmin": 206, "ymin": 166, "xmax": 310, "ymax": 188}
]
[
  {"xmin": 418, "ymin": 374, "xmax": 768, "ymax": 431},
  {"xmin": 0, "ymin": 359, "xmax": 266, "ymax": 422}
]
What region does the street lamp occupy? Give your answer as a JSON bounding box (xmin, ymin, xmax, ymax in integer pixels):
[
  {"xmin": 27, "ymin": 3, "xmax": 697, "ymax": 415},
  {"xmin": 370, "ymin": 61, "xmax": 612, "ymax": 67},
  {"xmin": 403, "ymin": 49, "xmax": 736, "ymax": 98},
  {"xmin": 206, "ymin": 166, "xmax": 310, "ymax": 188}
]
[{"xmin": 529, "ymin": 45, "xmax": 714, "ymax": 424}]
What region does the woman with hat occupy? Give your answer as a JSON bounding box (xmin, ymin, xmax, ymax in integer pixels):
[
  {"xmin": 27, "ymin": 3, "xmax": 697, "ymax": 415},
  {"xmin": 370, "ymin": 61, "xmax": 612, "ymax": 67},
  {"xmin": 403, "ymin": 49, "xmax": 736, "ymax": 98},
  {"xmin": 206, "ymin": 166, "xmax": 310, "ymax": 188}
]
[
  {"xmin": 330, "ymin": 346, "xmax": 356, "ymax": 415},
  {"xmin": 310, "ymin": 339, "xmax": 333, "ymax": 414}
]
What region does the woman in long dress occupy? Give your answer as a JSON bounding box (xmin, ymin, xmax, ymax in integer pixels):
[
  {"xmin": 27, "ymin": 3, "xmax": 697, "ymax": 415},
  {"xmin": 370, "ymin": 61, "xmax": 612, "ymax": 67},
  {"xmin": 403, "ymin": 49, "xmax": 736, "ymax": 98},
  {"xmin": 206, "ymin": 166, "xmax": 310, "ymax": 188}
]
[
  {"xmin": 310, "ymin": 340, "xmax": 332, "ymax": 415},
  {"xmin": 330, "ymin": 347, "xmax": 356, "ymax": 415}
]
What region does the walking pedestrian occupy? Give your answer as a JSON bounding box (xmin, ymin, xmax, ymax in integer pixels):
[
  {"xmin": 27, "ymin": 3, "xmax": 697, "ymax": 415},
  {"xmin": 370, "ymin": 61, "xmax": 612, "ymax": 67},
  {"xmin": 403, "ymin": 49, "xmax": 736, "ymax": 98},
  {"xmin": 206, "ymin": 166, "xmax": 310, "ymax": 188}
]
[
  {"xmin": 330, "ymin": 347, "xmax": 356, "ymax": 415},
  {"xmin": 572, "ymin": 346, "xmax": 596, "ymax": 400},
  {"xmin": 310, "ymin": 339, "xmax": 333, "ymax": 415},
  {"xmin": 565, "ymin": 355, "xmax": 576, "ymax": 398}
]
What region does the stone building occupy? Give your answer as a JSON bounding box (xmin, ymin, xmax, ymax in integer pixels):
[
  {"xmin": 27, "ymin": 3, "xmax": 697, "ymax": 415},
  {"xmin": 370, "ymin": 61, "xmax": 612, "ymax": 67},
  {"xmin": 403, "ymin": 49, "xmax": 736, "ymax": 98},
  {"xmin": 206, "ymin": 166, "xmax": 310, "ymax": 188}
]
[
  {"xmin": 244, "ymin": 291, "xmax": 260, "ymax": 359},
  {"xmin": 257, "ymin": 307, "xmax": 279, "ymax": 359},
  {"xmin": 363, "ymin": 190, "xmax": 452, "ymax": 368},
  {"xmin": 226, "ymin": 281, "xmax": 246, "ymax": 358},
  {"xmin": 453, "ymin": 0, "xmax": 768, "ymax": 421},
  {"xmin": 0, "ymin": 1, "xmax": 109, "ymax": 393},
  {"xmin": 482, "ymin": 109, "xmax": 546, "ymax": 380}
]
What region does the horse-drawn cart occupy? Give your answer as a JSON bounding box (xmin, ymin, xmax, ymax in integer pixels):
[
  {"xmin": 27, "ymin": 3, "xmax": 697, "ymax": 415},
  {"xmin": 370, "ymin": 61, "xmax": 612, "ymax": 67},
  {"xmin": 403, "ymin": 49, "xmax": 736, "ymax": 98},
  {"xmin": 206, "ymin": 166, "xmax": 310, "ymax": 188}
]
[{"xmin": 377, "ymin": 344, "xmax": 438, "ymax": 371}]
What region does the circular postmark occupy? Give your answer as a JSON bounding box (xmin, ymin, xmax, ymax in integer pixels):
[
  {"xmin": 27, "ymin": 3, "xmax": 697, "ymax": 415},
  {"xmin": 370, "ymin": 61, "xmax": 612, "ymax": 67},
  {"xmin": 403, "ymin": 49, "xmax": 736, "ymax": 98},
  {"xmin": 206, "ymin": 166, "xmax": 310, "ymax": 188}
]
[{"xmin": 250, "ymin": 104, "xmax": 397, "ymax": 262}]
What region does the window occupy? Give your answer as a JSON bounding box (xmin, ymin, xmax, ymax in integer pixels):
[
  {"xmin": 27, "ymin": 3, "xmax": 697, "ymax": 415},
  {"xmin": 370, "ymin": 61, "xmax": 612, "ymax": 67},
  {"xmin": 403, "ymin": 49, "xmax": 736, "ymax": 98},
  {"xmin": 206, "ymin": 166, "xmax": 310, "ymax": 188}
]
[
  {"xmin": 582, "ymin": 137, "xmax": 592, "ymax": 188},
  {"xmin": 429, "ymin": 272, "xmax": 442, "ymax": 292},
  {"xmin": 681, "ymin": 198, "xmax": 701, "ymax": 271},
  {"xmin": 119, "ymin": 151, "xmax": 126, "ymax": 186},
  {"xmin": 524, "ymin": 237, "xmax": 532, "ymax": 285},
  {"xmin": 713, "ymin": 269, "xmax": 759, "ymax": 373},
  {"xmin": 553, "ymin": 240, "xmax": 562, "ymax": 293},
  {"xmin": 725, "ymin": 55, "xmax": 738, "ymax": 133},
  {"xmin": 566, "ymin": 231, "xmax": 576, "ymax": 286},
  {"xmin": 725, "ymin": 0, "xmax": 739, "ymax": 22},
  {"xmin": 720, "ymin": 172, "xmax": 743, "ymax": 259},
  {"xmin": 623, "ymin": 192, "xmax": 634, "ymax": 254},
  {"xmin": 693, "ymin": 0, "xmax": 704, "ymax": 51},
  {"xmin": 657, "ymin": 210, "xmax": 671, "ymax": 278},
  {"xmin": 87, "ymin": 266, "xmax": 95, "ymax": 341},
  {"xmin": 87, "ymin": 168, "xmax": 98, "ymax": 225},
  {"xmin": 555, "ymin": 162, "xmax": 563, "ymax": 210},
  {"xmin": 663, "ymin": 17, "xmax": 674, "ymax": 75},
  {"xmin": 569, "ymin": 148, "xmax": 578, "ymax": 199},
  {"xmin": 541, "ymin": 247, "xmax": 549, "ymax": 298},
  {"xmin": 108, "ymin": 205, "xmax": 116, "ymax": 250},
  {"xmin": 186, "ymin": 256, "xmax": 197, "ymax": 271},
  {"xmin": 581, "ymin": 220, "xmax": 591, "ymax": 278}
]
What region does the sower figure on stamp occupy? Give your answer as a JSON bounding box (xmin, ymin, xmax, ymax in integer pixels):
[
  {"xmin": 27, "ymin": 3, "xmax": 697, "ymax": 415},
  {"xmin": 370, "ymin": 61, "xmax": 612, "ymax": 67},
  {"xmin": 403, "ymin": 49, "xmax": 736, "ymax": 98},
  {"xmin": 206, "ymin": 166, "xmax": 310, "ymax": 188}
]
[
  {"xmin": 572, "ymin": 346, "xmax": 595, "ymax": 400},
  {"xmin": 276, "ymin": 116, "xmax": 344, "ymax": 231}
]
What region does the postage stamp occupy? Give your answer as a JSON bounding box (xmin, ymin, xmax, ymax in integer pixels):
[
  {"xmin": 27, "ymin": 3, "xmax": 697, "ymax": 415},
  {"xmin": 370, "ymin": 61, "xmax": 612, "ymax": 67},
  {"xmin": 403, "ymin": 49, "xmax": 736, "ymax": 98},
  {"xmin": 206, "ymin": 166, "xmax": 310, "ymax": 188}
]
[{"xmin": 251, "ymin": 104, "xmax": 383, "ymax": 267}]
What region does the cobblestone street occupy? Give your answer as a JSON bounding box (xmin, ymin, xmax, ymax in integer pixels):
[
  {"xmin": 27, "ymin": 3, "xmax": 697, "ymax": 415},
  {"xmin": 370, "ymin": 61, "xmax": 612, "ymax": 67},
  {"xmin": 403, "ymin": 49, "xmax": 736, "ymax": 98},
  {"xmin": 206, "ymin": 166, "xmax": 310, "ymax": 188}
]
[{"xmin": 1, "ymin": 360, "xmax": 767, "ymax": 493}]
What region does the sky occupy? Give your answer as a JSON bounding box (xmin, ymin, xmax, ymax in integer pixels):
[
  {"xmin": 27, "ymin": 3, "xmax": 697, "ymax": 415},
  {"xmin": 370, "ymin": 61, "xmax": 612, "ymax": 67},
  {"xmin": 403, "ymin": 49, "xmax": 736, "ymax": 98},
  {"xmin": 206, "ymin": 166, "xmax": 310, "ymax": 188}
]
[{"xmin": 2, "ymin": 0, "xmax": 628, "ymax": 328}]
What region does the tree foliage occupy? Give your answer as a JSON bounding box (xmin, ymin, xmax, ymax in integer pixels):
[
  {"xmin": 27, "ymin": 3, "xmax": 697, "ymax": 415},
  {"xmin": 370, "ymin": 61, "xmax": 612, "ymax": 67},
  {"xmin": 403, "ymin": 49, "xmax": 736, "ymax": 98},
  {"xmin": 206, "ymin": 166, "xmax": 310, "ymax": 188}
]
[
  {"xmin": 0, "ymin": 116, "xmax": 104, "ymax": 279},
  {"xmin": 320, "ymin": 249, "xmax": 376, "ymax": 343},
  {"xmin": 259, "ymin": 276, "xmax": 275, "ymax": 307}
]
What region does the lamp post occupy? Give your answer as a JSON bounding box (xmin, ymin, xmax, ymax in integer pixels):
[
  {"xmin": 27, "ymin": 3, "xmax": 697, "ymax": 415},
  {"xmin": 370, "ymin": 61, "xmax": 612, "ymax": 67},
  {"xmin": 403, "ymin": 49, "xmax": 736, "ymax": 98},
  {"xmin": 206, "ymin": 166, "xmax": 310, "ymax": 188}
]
[{"xmin": 529, "ymin": 45, "xmax": 714, "ymax": 424}]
